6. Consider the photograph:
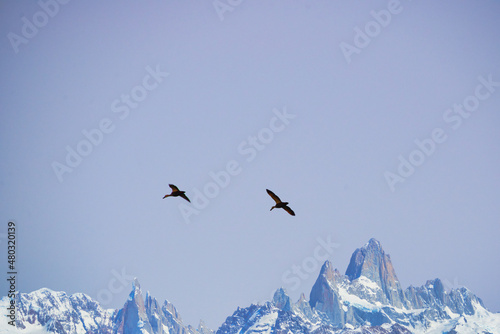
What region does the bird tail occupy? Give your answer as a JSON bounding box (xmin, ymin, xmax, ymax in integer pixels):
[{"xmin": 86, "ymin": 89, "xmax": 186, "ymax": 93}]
[
  {"xmin": 270, "ymin": 207, "xmax": 274, "ymax": 211},
  {"xmin": 163, "ymin": 195, "xmax": 170, "ymax": 199}
]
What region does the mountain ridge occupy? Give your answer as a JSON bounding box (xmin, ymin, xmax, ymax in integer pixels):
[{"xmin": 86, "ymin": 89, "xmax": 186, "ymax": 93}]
[{"xmin": 2, "ymin": 238, "xmax": 499, "ymax": 334}]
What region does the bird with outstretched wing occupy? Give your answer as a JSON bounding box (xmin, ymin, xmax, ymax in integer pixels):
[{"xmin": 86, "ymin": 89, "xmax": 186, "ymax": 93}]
[
  {"xmin": 163, "ymin": 184, "xmax": 190, "ymax": 202},
  {"xmin": 266, "ymin": 189, "xmax": 295, "ymax": 216}
]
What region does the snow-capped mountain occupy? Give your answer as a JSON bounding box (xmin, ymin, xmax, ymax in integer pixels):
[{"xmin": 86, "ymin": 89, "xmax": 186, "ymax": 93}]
[
  {"xmin": 113, "ymin": 279, "xmax": 207, "ymax": 334},
  {"xmin": 7, "ymin": 287, "xmax": 116, "ymax": 333},
  {"xmin": 1, "ymin": 238, "xmax": 499, "ymax": 333},
  {"xmin": 218, "ymin": 239, "xmax": 500, "ymax": 334},
  {"xmin": 0, "ymin": 279, "xmax": 211, "ymax": 334}
]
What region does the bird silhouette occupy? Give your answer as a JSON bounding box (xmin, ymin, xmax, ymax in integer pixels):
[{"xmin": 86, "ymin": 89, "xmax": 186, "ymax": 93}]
[
  {"xmin": 163, "ymin": 184, "xmax": 190, "ymax": 202},
  {"xmin": 266, "ymin": 189, "xmax": 295, "ymax": 216}
]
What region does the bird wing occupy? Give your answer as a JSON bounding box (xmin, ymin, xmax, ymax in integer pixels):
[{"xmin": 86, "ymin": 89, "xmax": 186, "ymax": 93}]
[
  {"xmin": 266, "ymin": 189, "xmax": 282, "ymax": 204},
  {"xmin": 180, "ymin": 193, "xmax": 191, "ymax": 203},
  {"xmin": 169, "ymin": 184, "xmax": 180, "ymax": 192},
  {"xmin": 283, "ymin": 206, "xmax": 295, "ymax": 216}
]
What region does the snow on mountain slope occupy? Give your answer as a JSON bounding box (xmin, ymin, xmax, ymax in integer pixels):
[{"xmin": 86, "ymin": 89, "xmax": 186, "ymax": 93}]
[{"xmin": 0, "ymin": 288, "xmax": 115, "ymax": 334}]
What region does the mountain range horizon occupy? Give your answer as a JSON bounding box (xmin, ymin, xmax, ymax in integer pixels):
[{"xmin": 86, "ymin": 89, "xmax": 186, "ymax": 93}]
[{"xmin": 2, "ymin": 237, "xmax": 499, "ymax": 333}]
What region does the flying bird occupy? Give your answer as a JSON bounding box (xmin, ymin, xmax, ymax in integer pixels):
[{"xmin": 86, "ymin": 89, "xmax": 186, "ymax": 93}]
[
  {"xmin": 163, "ymin": 184, "xmax": 190, "ymax": 202},
  {"xmin": 266, "ymin": 189, "xmax": 295, "ymax": 216}
]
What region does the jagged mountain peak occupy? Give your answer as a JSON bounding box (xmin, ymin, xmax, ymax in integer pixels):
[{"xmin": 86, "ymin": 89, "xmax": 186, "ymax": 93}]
[
  {"xmin": 344, "ymin": 238, "xmax": 405, "ymax": 308},
  {"xmin": 272, "ymin": 287, "xmax": 292, "ymax": 311},
  {"xmin": 320, "ymin": 260, "xmax": 333, "ymax": 274},
  {"xmin": 198, "ymin": 319, "xmax": 213, "ymax": 334},
  {"xmin": 115, "ymin": 279, "xmax": 210, "ymax": 334},
  {"xmin": 318, "ymin": 260, "xmax": 342, "ymax": 284},
  {"xmin": 116, "ymin": 278, "xmax": 152, "ymax": 334},
  {"xmin": 364, "ymin": 237, "xmax": 383, "ymax": 250},
  {"xmin": 127, "ymin": 277, "xmax": 142, "ymax": 302},
  {"xmin": 345, "ymin": 238, "xmax": 391, "ymax": 281},
  {"xmin": 132, "ymin": 277, "xmax": 141, "ymax": 290},
  {"xmin": 163, "ymin": 299, "xmax": 182, "ymax": 321}
]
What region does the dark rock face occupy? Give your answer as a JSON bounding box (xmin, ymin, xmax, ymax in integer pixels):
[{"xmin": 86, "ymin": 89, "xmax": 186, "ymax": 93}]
[
  {"xmin": 273, "ymin": 288, "xmax": 292, "ymax": 312},
  {"xmin": 345, "ymin": 239, "xmax": 405, "ymax": 308},
  {"xmin": 309, "ymin": 261, "xmax": 344, "ymax": 325},
  {"xmin": 114, "ymin": 279, "xmax": 154, "ymax": 334}
]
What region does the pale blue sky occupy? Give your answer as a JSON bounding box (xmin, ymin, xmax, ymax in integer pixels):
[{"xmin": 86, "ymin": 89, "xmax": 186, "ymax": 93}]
[{"xmin": 1, "ymin": 0, "xmax": 499, "ymax": 329}]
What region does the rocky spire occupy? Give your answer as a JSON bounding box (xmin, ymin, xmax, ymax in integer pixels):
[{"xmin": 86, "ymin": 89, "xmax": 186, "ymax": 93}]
[
  {"xmin": 272, "ymin": 287, "xmax": 292, "ymax": 312},
  {"xmin": 309, "ymin": 260, "xmax": 345, "ymax": 325},
  {"xmin": 114, "ymin": 278, "xmax": 154, "ymax": 334},
  {"xmin": 345, "ymin": 238, "xmax": 405, "ymax": 308}
]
